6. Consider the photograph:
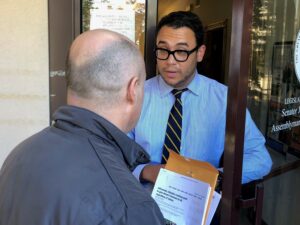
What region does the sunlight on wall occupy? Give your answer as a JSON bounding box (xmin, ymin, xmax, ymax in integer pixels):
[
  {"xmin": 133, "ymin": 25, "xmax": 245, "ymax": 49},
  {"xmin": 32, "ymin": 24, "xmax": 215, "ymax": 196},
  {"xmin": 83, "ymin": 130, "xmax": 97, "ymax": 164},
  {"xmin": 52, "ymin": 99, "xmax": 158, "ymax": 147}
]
[{"xmin": 0, "ymin": 0, "xmax": 49, "ymax": 166}]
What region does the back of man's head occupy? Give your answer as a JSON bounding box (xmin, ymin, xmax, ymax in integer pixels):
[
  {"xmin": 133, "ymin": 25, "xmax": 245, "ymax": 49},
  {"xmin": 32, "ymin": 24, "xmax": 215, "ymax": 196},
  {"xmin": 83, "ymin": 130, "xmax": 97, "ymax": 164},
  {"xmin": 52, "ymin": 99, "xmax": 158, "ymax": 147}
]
[
  {"xmin": 156, "ymin": 11, "xmax": 204, "ymax": 47},
  {"xmin": 65, "ymin": 29, "xmax": 145, "ymax": 107},
  {"xmin": 65, "ymin": 29, "xmax": 146, "ymax": 132}
]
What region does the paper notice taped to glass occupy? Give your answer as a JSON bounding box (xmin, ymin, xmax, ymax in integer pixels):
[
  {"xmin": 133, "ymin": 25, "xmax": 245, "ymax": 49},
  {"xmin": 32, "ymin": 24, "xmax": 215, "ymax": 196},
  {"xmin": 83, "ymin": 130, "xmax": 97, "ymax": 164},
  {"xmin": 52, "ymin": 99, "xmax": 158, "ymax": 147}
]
[
  {"xmin": 295, "ymin": 30, "xmax": 300, "ymax": 83},
  {"xmin": 152, "ymin": 168, "xmax": 221, "ymax": 225}
]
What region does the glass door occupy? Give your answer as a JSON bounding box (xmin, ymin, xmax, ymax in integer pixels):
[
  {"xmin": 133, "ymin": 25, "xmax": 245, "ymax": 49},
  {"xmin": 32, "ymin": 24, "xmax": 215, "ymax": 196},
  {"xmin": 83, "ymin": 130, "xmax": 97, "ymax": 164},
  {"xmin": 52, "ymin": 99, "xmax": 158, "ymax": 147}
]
[
  {"xmin": 248, "ymin": 0, "xmax": 300, "ymax": 224},
  {"xmin": 49, "ymin": 0, "xmax": 158, "ymax": 117}
]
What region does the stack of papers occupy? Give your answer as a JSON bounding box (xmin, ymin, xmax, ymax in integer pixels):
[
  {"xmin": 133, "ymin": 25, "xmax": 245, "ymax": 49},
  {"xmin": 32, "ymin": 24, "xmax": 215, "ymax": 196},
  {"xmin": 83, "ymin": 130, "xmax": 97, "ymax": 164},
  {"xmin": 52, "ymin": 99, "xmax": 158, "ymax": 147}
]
[{"xmin": 151, "ymin": 151, "xmax": 221, "ymax": 225}]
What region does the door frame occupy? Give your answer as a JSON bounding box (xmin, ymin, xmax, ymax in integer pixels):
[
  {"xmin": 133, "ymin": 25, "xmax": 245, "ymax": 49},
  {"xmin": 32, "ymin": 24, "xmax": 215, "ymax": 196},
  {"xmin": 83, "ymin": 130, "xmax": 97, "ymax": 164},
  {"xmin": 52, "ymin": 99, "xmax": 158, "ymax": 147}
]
[
  {"xmin": 221, "ymin": 0, "xmax": 254, "ymax": 224},
  {"xmin": 49, "ymin": 1, "xmax": 254, "ymax": 224}
]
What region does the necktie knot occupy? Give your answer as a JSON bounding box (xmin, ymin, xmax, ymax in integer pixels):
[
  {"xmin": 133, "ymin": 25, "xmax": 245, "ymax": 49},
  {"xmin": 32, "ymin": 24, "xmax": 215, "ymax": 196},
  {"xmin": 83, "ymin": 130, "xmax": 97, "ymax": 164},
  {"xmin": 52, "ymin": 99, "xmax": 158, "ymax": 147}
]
[{"xmin": 172, "ymin": 88, "xmax": 188, "ymax": 99}]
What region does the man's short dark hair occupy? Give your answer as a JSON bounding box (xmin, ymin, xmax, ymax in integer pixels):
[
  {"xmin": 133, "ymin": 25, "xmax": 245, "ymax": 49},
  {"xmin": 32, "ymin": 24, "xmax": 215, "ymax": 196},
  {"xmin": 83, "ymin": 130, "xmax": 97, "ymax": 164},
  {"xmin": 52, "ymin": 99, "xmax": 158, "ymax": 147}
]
[{"xmin": 156, "ymin": 11, "xmax": 204, "ymax": 47}]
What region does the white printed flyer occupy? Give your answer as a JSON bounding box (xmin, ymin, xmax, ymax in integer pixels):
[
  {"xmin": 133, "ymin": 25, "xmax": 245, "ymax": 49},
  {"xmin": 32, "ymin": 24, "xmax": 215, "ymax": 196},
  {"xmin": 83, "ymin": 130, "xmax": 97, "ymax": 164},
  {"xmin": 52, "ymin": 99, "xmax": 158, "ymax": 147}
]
[{"xmin": 152, "ymin": 168, "xmax": 220, "ymax": 225}]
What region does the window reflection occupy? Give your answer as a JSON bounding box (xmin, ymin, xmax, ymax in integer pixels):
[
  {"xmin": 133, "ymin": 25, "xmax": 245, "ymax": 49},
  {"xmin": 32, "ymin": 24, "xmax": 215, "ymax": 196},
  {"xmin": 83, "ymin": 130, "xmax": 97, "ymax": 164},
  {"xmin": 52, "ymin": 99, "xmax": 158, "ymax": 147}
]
[
  {"xmin": 249, "ymin": 0, "xmax": 300, "ymax": 151},
  {"xmin": 248, "ymin": 1, "xmax": 300, "ymax": 224}
]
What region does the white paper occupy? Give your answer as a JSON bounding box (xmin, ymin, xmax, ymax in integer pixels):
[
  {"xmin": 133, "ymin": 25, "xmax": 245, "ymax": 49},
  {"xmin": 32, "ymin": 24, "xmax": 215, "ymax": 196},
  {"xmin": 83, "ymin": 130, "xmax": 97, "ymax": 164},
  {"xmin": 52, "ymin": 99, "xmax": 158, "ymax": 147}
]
[
  {"xmin": 90, "ymin": 7, "xmax": 135, "ymax": 42},
  {"xmin": 295, "ymin": 30, "xmax": 300, "ymax": 83},
  {"xmin": 205, "ymin": 191, "xmax": 221, "ymax": 225},
  {"xmin": 151, "ymin": 169, "xmax": 212, "ymax": 225}
]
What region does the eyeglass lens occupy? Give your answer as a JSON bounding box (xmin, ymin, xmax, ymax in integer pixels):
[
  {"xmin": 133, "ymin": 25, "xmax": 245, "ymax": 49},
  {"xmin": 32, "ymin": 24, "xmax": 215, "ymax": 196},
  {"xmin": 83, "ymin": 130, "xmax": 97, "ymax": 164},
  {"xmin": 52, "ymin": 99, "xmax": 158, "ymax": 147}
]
[{"xmin": 156, "ymin": 49, "xmax": 188, "ymax": 62}]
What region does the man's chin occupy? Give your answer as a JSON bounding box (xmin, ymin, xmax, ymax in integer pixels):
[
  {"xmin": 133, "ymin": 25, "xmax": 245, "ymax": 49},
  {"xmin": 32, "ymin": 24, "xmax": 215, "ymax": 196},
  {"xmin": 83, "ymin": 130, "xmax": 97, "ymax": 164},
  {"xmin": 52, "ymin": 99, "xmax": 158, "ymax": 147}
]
[{"xmin": 161, "ymin": 76, "xmax": 179, "ymax": 88}]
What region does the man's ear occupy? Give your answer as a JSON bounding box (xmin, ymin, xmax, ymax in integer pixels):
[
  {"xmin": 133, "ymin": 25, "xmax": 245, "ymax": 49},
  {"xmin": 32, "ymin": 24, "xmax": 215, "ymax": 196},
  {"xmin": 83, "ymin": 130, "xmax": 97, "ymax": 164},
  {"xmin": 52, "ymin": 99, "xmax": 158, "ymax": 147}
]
[
  {"xmin": 126, "ymin": 76, "xmax": 139, "ymax": 105},
  {"xmin": 196, "ymin": 45, "xmax": 206, "ymax": 62}
]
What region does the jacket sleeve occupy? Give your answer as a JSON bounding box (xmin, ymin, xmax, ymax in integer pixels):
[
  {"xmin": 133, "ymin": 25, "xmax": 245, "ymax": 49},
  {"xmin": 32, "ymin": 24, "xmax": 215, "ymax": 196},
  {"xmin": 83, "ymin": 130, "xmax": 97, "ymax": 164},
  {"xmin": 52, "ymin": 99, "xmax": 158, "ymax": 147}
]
[{"xmin": 127, "ymin": 201, "xmax": 165, "ymax": 225}]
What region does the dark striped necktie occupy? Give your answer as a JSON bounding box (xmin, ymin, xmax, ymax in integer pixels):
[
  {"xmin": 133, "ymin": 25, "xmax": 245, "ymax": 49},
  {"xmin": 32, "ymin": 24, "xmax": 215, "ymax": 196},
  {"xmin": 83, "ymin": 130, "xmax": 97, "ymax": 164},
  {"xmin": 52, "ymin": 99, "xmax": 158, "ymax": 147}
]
[{"xmin": 161, "ymin": 88, "xmax": 188, "ymax": 164}]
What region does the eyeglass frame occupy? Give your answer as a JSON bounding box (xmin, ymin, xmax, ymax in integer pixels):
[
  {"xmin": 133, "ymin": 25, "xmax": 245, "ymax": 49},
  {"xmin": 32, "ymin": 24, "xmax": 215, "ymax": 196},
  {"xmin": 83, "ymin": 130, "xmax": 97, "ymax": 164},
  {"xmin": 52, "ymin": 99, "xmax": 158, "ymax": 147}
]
[{"xmin": 154, "ymin": 46, "xmax": 199, "ymax": 62}]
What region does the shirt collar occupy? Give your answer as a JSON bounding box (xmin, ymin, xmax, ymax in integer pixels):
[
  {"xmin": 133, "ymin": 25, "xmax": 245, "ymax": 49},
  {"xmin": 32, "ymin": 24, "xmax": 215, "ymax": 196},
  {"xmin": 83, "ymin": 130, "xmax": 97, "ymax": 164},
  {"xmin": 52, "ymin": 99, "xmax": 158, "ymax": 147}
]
[{"xmin": 157, "ymin": 70, "xmax": 201, "ymax": 97}]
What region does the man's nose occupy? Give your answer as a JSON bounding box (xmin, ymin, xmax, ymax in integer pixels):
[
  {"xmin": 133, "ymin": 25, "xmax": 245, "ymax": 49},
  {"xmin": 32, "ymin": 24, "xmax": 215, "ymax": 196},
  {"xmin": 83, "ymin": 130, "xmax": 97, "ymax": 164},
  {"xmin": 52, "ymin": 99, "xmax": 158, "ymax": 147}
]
[{"xmin": 166, "ymin": 53, "xmax": 176, "ymax": 64}]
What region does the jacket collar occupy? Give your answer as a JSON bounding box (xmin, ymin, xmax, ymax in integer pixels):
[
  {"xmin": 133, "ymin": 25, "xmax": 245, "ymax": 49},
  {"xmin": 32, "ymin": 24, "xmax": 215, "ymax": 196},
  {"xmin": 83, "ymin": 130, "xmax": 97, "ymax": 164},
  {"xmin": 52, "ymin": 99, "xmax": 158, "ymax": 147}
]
[{"xmin": 53, "ymin": 105, "xmax": 149, "ymax": 170}]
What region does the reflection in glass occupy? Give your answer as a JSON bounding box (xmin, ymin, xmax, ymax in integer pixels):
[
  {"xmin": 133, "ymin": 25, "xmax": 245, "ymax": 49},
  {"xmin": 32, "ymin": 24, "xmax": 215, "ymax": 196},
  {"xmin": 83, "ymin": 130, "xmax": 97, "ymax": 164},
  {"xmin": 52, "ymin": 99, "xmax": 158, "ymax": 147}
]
[
  {"xmin": 248, "ymin": 1, "xmax": 300, "ymax": 224},
  {"xmin": 248, "ymin": 0, "xmax": 300, "ymax": 150}
]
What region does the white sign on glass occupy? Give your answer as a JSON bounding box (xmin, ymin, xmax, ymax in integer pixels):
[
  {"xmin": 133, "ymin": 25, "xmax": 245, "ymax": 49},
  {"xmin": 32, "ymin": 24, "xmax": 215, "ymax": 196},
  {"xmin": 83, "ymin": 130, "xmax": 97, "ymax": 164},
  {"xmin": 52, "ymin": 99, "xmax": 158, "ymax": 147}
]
[
  {"xmin": 89, "ymin": 1, "xmax": 135, "ymax": 42},
  {"xmin": 295, "ymin": 30, "xmax": 300, "ymax": 83}
]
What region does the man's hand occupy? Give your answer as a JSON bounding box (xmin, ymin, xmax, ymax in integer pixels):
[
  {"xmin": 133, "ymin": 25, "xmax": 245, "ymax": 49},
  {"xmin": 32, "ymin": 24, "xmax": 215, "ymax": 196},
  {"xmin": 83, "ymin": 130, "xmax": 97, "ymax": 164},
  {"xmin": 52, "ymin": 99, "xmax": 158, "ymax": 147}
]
[{"xmin": 140, "ymin": 164, "xmax": 165, "ymax": 183}]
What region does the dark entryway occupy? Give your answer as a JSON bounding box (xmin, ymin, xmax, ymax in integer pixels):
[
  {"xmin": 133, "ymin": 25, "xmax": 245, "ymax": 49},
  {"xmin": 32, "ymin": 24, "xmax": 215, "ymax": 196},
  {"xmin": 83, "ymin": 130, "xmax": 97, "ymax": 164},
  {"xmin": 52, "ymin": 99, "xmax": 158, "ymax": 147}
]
[{"xmin": 198, "ymin": 20, "xmax": 227, "ymax": 84}]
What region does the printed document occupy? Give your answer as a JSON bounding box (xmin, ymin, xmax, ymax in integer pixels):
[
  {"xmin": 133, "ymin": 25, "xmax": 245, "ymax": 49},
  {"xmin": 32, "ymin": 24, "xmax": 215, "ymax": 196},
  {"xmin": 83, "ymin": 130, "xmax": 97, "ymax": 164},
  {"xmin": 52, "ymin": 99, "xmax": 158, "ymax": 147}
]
[{"xmin": 152, "ymin": 168, "xmax": 213, "ymax": 225}]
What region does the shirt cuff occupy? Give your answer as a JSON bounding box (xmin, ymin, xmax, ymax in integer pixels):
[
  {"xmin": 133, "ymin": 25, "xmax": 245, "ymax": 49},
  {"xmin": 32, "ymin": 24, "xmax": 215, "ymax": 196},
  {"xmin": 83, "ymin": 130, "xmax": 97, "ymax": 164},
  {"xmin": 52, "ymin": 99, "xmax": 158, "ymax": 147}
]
[{"xmin": 132, "ymin": 164, "xmax": 147, "ymax": 181}]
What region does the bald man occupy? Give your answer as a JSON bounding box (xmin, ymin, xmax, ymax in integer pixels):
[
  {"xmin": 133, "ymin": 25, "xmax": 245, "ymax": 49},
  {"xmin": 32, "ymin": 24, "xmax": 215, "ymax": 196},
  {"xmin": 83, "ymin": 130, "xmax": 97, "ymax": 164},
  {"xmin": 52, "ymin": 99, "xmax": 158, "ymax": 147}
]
[{"xmin": 0, "ymin": 29, "xmax": 164, "ymax": 225}]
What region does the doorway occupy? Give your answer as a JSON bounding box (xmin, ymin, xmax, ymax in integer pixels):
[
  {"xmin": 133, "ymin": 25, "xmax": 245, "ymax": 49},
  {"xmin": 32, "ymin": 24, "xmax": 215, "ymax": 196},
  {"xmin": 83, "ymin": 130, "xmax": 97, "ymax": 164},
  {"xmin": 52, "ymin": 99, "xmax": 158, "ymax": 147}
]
[
  {"xmin": 48, "ymin": 1, "xmax": 261, "ymax": 224},
  {"xmin": 198, "ymin": 20, "xmax": 227, "ymax": 84}
]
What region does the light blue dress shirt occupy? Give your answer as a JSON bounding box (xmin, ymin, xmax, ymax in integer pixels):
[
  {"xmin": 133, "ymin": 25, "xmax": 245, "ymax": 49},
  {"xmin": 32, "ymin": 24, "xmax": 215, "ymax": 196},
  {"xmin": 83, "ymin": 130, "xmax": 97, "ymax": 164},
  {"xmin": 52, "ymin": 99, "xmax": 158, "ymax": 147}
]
[{"xmin": 129, "ymin": 73, "xmax": 272, "ymax": 184}]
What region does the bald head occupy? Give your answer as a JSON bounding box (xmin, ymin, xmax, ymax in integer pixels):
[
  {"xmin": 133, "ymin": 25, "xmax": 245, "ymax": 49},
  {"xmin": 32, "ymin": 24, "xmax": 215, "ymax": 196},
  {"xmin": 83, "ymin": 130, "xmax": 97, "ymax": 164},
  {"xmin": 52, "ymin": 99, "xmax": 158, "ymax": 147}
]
[
  {"xmin": 65, "ymin": 29, "xmax": 145, "ymax": 107},
  {"xmin": 68, "ymin": 29, "xmax": 118, "ymax": 69}
]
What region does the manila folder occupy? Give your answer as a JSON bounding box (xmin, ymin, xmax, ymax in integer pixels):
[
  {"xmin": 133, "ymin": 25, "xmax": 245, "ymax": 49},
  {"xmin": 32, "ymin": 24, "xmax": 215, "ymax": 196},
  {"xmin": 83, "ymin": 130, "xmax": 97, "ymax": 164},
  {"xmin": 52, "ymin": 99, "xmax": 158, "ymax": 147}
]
[{"xmin": 165, "ymin": 151, "xmax": 219, "ymax": 224}]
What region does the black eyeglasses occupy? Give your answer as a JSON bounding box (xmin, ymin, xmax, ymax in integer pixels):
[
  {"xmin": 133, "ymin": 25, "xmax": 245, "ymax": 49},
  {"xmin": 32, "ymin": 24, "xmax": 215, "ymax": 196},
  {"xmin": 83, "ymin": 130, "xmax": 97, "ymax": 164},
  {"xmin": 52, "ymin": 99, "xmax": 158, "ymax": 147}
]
[{"xmin": 155, "ymin": 46, "xmax": 198, "ymax": 62}]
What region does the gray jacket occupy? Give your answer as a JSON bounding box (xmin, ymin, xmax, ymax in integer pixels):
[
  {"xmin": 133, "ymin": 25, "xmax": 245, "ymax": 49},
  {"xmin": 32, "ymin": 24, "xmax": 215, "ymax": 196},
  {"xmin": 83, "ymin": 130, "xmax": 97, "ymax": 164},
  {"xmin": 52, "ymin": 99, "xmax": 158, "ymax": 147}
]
[{"xmin": 0, "ymin": 105, "xmax": 165, "ymax": 225}]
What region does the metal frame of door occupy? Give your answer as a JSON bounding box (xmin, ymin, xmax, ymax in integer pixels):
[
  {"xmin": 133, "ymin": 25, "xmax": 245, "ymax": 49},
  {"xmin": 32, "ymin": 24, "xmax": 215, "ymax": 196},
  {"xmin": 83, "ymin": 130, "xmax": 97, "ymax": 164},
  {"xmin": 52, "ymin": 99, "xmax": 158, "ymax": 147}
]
[{"xmin": 221, "ymin": 0, "xmax": 254, "ymax": 224}]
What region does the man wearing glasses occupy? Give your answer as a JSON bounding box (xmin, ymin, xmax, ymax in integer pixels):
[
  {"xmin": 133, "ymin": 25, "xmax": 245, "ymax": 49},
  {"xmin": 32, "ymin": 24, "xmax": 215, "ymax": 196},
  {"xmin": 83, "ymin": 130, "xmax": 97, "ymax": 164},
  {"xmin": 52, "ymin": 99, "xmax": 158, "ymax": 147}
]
[{"xmin": 129, "ymin": 11, "xmax": 272, "ymax": 187}]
